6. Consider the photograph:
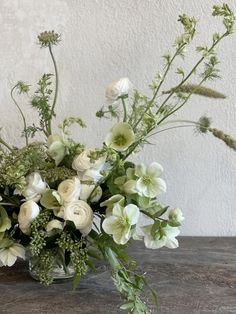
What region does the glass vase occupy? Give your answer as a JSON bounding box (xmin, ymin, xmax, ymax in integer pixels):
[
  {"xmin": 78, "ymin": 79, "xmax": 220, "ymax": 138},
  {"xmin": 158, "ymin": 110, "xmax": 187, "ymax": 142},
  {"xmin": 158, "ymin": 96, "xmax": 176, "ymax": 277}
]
[{"xmin": 28, "ymin": 251, "xmax": 74, "ymax": 282}]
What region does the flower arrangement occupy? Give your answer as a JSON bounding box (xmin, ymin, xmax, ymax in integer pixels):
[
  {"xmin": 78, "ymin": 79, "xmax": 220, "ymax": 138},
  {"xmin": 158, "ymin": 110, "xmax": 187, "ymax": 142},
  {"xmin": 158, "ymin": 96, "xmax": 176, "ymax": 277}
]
[{"xmin": 0, "ymin": 4, "xmax": 235, "ymax": 313}]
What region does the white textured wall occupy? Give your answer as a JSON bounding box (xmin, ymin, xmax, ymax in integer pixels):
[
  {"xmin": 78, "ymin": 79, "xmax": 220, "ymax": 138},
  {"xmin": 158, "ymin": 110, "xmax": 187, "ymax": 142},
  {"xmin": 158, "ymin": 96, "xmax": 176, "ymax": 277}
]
[{"xmin": 0, "ymin": 0, "xmax": 236, "ymax": 236}]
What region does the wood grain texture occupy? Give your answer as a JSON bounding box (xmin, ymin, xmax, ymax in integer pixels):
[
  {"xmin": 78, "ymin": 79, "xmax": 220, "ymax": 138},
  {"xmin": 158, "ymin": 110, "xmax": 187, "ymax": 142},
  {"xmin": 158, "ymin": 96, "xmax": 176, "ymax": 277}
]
[{"xmin": 0, "ymin": 237, "xmax": 235, "ymax": 314}]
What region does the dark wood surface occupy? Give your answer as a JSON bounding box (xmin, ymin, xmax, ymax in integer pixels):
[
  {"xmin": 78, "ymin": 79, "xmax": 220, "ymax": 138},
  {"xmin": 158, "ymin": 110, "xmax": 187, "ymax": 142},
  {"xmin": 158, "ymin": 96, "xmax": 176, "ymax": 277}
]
[{"xmin": 0, "ymin": 237, "xmax": 235, "ymax": 314}]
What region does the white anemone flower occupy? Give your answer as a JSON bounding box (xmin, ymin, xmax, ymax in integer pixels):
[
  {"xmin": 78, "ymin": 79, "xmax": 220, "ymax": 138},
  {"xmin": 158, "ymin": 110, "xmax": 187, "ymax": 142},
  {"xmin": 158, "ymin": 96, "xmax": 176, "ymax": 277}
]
[
  {"xmin": 102, "ymin": 203, "xmax": 140, "ymax": 245},
  {"xmin": 135, "ymin": 162, "xmax": 166, "ymax": 198},
  {"xmin": 105, "ymin": 122, "xmax": 135, "ymax": 152},
  {"xmin": 142, "ymin": 224, "xmax": 180, "ymax": 249}
]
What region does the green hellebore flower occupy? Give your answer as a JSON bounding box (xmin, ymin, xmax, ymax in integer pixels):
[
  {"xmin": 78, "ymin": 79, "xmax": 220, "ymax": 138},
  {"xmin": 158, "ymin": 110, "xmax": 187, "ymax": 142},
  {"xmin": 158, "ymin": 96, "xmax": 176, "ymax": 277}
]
[
  {"xmin": 0, "ymin": 239, "xmax": 25, "ymax": 267},
  {"xmin": 0, "ymin": 206, "xmax": 11, "ymax": 233},
  {"xmin": 135, "ymin": 162, "xmax": 167, "ymax": 198},
  {"xmin": 142, "ymin": 224, "xmax": 180, "ymax": 249},
  {"xmin": 102, "ymin": 203, "xmax": 140, "ymax": 245},
  {"xmin": 105, "ymin": 122, "xmax": 135, "ymax": 152}
]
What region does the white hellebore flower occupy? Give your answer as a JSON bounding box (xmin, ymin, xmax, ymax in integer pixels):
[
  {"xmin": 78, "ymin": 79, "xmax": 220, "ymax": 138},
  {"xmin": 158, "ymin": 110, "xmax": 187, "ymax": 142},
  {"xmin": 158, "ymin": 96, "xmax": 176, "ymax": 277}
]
[
  {"xmin": 102, "ymin": 203, "xmax": 140, "ymax": 245},
  {"xmin": 18, "ymin": 201, "xmax": 40, "ymax": 234},
  {"xmin": 80, "ymin": 184, "xmax": 102, "ymax": 203},
  {"xmin": 22, "ymin": 172, "xmax": 47, "ymax": 202},
  {"xmin": 0, "ymin": 239, "xmax": 25, "ymax": 267},
  {"xmin": 135, "ymin": 162, "xmax": 166, "ymax": 198},
  {"xmin": 46, "ymin": 219, "xmax": 64, "ymax": 235},
  {"xmin": 0, "ymin": 207, "xmax": 11, "ymax": 232},
  {"xmin": 47, "ymin": 134, "xmax": 67, "ymax": 166},
  {"xmin": 100, "ymin": 194, "xmax": 125, "ymax": 217},
  {"xmin": 105, "ymin": 122, "xmax": 135, "ymax": 152},
  {"xmin": 142, "ymin": 224, "xmax": 180, "ymax": 249},
  {"xmin": 106, "ymin": 77, "xmax": 133, "ymax": 103},
  {"xmin": 58, "ymin": 177, "xmax": 81, "ymax": 204},
  {"xmin": 72, "ymin": 149, "xmax": 106, "ymax": 183},
  {"xmin": 168, "ymin": 208, "xmax": 185, "ymax": 223},
  {"xmin": 64, "ymin": 200, "xmax": 93, "ymax": 235}
]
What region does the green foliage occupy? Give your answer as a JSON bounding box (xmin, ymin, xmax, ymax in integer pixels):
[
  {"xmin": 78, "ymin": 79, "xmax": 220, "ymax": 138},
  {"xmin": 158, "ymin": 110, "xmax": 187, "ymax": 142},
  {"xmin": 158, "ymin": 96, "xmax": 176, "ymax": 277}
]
[
  {"xmin": 58, "ymin": 116, "xmax": 86, "ymax": 135},
  {"xmin": 31, "ymin": 74, "xmax": 53, "ymax": 136},
  {"xmin": 40, "ymin": 166, "xmax": 76, "ymax": 188},
  {"xmin": 163, "ymin": 84, "xmax": 226, "ymax": 99},
  {"xmin": 40, "ymin": 189, "xmax": 60, "ymax": 209},
  {"xmin": 57, "ymin": 232, "xmax": 88, "ymax": 289},
  {"xmin": 212, "ymin": 3, "xmax": 236, "ymax": 33},
  {"xmin": 0, "ymin": 143, "xmax": 51, "ymax": 191},
  {"xmin": 30, "ymin": 210, "xmax": 53, "ymax": 256}
]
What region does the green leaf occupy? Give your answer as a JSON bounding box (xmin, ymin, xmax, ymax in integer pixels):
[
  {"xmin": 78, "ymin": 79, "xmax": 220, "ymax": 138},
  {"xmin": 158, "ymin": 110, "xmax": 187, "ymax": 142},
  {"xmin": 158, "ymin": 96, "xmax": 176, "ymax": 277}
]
[
  {"xmin": 120, "ymin": 303, "xmax": 134, "ymax": 310},
  {"xmin": 168, "ymin": 220, "xmax": 181, "ymax": 227},
  {"xmin": 40, "ymin": 189, "xmax": 60, "ymax": 209},
  {"xmin": 73, "ymin": 272, "xmax": 80, "ymax": 291}
]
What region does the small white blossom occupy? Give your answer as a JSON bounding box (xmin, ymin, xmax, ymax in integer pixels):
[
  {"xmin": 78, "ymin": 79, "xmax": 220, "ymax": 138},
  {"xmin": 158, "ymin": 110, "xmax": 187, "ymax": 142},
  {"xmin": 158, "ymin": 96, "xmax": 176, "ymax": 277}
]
[{"xmin": 105, "ymin": 77, "xmax": 133, "ymax": 103}]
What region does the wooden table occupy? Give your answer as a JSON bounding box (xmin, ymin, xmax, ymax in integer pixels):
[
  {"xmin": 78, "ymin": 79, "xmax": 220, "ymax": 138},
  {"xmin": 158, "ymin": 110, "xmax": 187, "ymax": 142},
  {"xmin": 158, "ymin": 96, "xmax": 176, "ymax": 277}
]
[{"xmin": 0, "ymin": 237, "xmax": 235, "ymax": 314}]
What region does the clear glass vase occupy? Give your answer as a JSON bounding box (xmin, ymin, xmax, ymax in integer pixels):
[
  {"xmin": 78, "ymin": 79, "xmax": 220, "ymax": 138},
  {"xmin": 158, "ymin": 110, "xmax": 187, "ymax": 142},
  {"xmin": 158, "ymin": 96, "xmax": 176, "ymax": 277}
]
[{"xmin": 28, "ymin": 251, "xmax": 75, "ymax": 282}]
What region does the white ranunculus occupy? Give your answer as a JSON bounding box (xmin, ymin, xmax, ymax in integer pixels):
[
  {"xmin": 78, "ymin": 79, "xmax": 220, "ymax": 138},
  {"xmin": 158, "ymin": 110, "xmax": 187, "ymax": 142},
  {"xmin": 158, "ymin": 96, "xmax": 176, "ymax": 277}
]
[
  {"xmin": 105, "ymin": 77, "xmax": 133, "ymax": 103},
  {"xmin": 57, "ymin": 177, "xmax": 81, "ymax": 204},
  {"xmin": 18, "ymin": 201, "xmax": 40, "ymax": 234},
  {"xmin": 72, "ymin": 149, "xmax": 106, "ymax": 172},
  {"xmin": 22, "ymin": 172, "xmax": 47, "ymax": 202},
  {"xmin": 47, "ymin": 134, "xmax": 67, "ymax": 166},
  {"xmin": 64, "ymin": 200, "xmax": 93, "ymax": 235},
  {"xmin": 80, "ymin": 184, "xmax": 102, "ymax": 203},
  {"xmin": 78, "ymin": 169, "xmax": 103, "ymax": 183},
  {"xmin": 46, "ymin": 219, "xmax": 64, "ymax": 235}
]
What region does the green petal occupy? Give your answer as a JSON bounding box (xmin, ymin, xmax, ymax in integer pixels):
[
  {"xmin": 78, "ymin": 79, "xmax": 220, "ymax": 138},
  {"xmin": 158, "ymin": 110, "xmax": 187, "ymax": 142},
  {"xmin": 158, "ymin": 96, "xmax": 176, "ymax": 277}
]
[
  {"xmin": 147, "ymin": 162, "xmax": 163, "ymax": 177},
  {"xmin": 135, "ymin": 164, "xmax": 146, "ymax": 177}
]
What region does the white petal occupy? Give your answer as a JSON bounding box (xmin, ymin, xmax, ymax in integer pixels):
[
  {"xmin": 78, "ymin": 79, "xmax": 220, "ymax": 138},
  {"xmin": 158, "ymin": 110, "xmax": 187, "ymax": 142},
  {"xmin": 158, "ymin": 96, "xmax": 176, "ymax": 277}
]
[
  {"xmin": 165, "ymin": 237, "xmax": 179, "ymax": 249},
  {"xmin": 102, "ymin": 216, "xmax": 120, "ymax": 235},
  {"xmin": 144, "ymin": 234, "xmax": 166, "ymax": 249},
  {"xmin": 123, "ymin": 180, "xmax": 137, "ymax": 194},
  {"xmin": 147, "ymin": 162, "xmax": 163, "ymax": 177},
  {"xmin": 124, "ymin": 204, "xmax": 140, "ymax": 225},
  {"xmin": 135, "ymin": 164, "xmax": 146, "ymax": 177}
]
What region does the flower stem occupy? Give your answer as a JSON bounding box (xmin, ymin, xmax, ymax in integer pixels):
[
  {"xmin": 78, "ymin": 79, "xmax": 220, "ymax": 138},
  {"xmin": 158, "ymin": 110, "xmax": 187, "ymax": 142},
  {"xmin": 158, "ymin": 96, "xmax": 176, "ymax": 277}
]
[
  {"xmin": 48, "ymin": 44, "xmax": 59, "ymax": 135},
  {"xmin": 121, "ymin": 97, "xmax": 127, "ymax": 122},
  {"xmin": 0, "ymin": 137, "xmax": 13, "ymax": 152},
  {"xmin": 133, "ymin": 43, "xmax": 186, "ymax": 130},
  {"xmin": 156, "ymin": 31, "xmax": 228, "ymax": 115},
  {"xmin": 10, "ymin": 86, "xmax": 28, "ymax": 145}
]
